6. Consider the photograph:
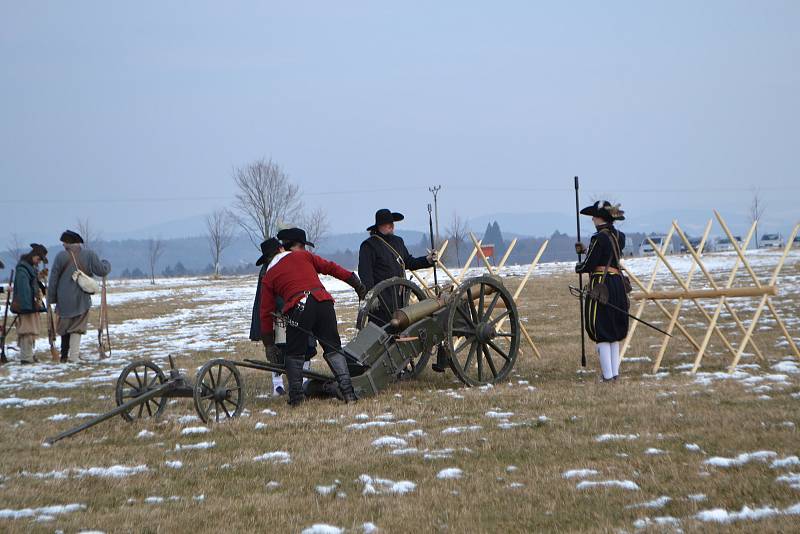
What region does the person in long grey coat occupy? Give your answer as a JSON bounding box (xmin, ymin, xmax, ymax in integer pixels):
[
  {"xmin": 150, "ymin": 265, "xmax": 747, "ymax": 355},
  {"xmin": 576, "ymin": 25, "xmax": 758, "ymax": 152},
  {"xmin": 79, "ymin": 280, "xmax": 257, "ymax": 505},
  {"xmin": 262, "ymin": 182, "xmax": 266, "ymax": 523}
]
[{"xmin": 47, "ymin": 230, "xmax": 111, "ymax": 362}]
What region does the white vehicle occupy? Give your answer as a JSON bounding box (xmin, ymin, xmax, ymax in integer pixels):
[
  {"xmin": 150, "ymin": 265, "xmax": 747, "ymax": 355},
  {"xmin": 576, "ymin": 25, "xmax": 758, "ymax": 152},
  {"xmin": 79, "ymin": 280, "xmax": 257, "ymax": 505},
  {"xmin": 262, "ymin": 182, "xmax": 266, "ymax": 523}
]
[
  {"xmin": 759, "ymin": 233, "xmax": 784, "ymax": 249},
  {"xmin": 639, "ymin": 235, "xmax": 674, "ymax": 256},
  {"xmin": 716, "ymin": 236, "xmax": 743, "ymax": 252}
]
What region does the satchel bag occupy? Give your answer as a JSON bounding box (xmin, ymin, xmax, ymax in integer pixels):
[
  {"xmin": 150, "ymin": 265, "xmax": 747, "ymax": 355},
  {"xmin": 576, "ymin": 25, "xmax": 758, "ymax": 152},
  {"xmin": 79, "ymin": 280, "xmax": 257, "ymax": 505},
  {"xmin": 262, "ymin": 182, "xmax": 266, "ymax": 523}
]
[{"xmin": 69, "ymin": 251, "xmax": 100, "ymax": 295}]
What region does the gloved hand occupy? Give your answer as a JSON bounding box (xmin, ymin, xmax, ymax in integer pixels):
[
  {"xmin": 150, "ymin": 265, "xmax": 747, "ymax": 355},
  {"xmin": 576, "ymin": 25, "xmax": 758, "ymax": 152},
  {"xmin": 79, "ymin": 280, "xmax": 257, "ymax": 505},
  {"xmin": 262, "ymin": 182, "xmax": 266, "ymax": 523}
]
[
  {"xmin": 575, "ymin": 242, "xmax": 586, "ymax": 255},
  {"xmin": 346, "ymin": 273, "xmax": 368, "ymax": 300},
  {"xmin": 426, "ymin": 249, "xmax": 438, "ymax": 264}
]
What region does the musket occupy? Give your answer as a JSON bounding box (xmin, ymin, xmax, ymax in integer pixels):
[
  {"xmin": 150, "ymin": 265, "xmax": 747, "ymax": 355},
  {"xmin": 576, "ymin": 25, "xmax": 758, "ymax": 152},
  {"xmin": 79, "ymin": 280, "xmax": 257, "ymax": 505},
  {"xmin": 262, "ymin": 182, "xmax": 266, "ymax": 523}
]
[
  {"xmin": 568, "ymin": 285, "xmax": 673, "ymax": 338},
  {"xmin": 38, "ymin": 269, "xmax": 60, "ymax": 362},
  {"xmin": 98, "ymin": 277, "xmax": 111, "ymax": 359},
  {"xmin": 574, "ymin": 176, "xmax": 587, "ymax": 367},
  {"xmin": 1, "ymin": 271, "xmax": 13, "ymax": 364}
]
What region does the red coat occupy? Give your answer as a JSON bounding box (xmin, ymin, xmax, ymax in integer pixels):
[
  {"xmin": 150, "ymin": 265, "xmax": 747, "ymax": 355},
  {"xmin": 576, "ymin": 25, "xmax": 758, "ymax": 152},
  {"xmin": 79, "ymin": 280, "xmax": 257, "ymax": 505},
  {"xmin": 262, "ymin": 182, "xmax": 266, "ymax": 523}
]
[{"xmin": 259, "ymin": 250, "xmax": 353, "ymax": 335}]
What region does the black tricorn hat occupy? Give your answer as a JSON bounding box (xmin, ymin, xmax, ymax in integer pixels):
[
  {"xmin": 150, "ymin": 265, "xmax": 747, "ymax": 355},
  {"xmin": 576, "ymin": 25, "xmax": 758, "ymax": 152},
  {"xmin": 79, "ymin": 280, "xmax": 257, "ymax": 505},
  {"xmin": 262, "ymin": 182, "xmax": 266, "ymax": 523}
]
[
  {"xmin": 367, "ymin": 209, "xmax": 404, "ymax": 232},
  {"xmin": 60, "ymin": 230, "xmax": 84, "ymax": 244},
  {"xmin": 256, "ymin": 237, "xmax": 282, "ymax": 266},
  {"xmin": 30, "ymin": 243, "xmax": 49, "ymax": 263},
  {"xmin": 277, "ymin": 227, "xmax": 315, "ymax": 248},
  {"xmin": 580, "ymin": 200, "xmax": 625, "ymax": 222}
]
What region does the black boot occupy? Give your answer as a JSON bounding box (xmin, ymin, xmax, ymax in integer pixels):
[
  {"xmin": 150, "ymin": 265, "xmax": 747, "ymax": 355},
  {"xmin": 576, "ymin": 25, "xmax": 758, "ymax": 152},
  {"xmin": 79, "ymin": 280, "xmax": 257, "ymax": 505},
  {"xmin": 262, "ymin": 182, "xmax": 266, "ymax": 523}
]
[
  {"xmin": 431, "ymin": 344, "xmax": 449, "ymax": 373},
  {"xmin": 324, "ymin": 352, "xmax": 357, "ymax": 402},
  {"xmin": 60, "ymin": 335, "xmax": 70, "ymax": 363},
  {"xmin": 284, "ymin": 355, "xmax": 306, "ymax": 406}
]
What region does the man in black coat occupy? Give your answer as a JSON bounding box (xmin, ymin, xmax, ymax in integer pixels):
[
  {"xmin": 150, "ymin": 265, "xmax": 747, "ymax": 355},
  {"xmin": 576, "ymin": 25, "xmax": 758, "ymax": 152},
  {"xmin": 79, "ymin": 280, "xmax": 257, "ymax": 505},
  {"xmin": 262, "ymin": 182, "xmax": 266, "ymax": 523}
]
[{"xmin": 359, "ymin": 209, "xmax": 451, "ymax": 372}]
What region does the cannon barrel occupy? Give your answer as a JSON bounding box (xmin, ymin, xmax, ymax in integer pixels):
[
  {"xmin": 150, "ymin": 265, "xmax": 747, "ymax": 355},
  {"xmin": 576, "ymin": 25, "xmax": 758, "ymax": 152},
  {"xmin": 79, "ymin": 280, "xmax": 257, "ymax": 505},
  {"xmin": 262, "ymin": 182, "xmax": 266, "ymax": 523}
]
[{"xmin": 389, "ymin": 280, "xmax": 503, "ymax": 332}]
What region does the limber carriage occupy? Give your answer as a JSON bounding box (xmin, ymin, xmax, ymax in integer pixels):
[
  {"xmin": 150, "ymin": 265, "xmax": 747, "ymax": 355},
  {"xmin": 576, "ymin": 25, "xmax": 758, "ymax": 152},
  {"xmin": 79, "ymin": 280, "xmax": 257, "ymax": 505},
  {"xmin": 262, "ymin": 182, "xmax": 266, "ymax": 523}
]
[{"xmin": 46, "ymin": 275, "xmax": 521, "ymax": 443}]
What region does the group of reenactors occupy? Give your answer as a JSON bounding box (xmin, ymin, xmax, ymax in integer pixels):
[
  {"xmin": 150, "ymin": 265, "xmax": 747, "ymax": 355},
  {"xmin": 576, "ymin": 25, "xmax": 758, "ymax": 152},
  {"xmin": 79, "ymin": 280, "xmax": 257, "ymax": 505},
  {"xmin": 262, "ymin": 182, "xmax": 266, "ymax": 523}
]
[
  {"xmin": 2, "ymin": 231, "xmax": 111, "ymax": 364},
  {"xmin": 4, "ymin": 201, "xmax": 629, "ymax": 397}
]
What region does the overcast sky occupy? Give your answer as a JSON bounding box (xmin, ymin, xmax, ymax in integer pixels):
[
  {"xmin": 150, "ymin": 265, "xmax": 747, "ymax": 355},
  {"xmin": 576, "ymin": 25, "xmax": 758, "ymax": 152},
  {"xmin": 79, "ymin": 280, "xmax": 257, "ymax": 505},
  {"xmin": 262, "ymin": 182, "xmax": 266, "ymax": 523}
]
[{"xmin": 2, "ymin": 1, "xmax": 798, "ymax": 244}]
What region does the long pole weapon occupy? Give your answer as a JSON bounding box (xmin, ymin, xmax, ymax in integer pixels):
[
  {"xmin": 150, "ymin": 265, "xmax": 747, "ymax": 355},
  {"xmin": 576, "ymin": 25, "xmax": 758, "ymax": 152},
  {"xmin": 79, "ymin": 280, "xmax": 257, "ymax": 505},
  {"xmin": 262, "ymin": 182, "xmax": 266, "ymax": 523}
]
[
  {"xmin": 569, "ymin": 286, "xmax": 673, "ymax": 338},
  {"xmin": 98, "ymin": 277, "xmax": 111, "ymax": 359},
  {"xmin": 1, "ymin": 271, "xmax": 13, "ymax": 364},
  {"xmin": 38, "ymin": 269, "xmax": 60, "ymax": 362},
  {"xmin": 574, "ymin": 176, "xmax": 587, "ymax": 367},
  {"xmin": 428, "ymin": 203, "xmax": 439, "ymax": 296}
]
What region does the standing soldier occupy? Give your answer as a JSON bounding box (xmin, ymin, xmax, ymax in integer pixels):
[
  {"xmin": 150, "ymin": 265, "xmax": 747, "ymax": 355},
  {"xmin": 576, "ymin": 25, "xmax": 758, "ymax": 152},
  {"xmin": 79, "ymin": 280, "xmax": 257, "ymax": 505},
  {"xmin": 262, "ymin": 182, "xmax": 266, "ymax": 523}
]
[
  {"xmin": 357, "ymin": 209, "xmax": 441, "ymax": 367},
  {"xmin": 250, "ymin": 238, "xmax": 287, "ymax": 396},
  {"xmin": 575, "ymin": 201, "xmax": 629, "ymax": 382},
  {"xmin": 48, "ymin": 230, "xmax": 112, "ymax": 362},
  {"xmin": 12, "ymin": 244, "xmax": 48, "ymax": 364},
  {"xmin": 260, "ymin": 228, "xmax": 367, "ymax": 405}
]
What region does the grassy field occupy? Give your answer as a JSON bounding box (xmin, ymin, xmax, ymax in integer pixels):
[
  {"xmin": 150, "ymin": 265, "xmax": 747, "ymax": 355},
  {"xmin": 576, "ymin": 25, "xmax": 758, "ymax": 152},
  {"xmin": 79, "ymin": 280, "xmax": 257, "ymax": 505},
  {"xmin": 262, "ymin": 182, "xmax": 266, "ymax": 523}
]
[{"xmin": 1, "ymin": 253, "xmax": 799, "ymax": 533}]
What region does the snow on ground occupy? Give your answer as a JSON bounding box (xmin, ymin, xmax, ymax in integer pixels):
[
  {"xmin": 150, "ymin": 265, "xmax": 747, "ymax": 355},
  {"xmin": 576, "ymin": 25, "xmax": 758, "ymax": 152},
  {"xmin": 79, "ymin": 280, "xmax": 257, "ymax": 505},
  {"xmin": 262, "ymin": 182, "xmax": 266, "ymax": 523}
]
[
  {"xmin": 626, "ymin": 496, "xmax": 672, "ymax": 509},
  {"xmin": 594, "ymin": 433, "xmax": 639, "ymax": 442},
  {"xmin": 0, "ymin": 503, "xmax": 86, "ymax": 521},
  {"xmin": 562, "ymin": 469, "xmax": 599, "ymax": 479},
  {"xmin": 21, "ymin": 465, "xmax": 148, "ymax": 479},
  {"xmin": 695, "ymin": 502, "xmax": 800, "ymax": 523},
  {"xmin": 576, "ymin": 480, "xmax": 640, "ymax": 491},
  {"xmin": 704, "ymin": 450, "xmax": 777, "ymax": 468},
  {"xmin": 359, "ymin": 474, "xmax": 416, "ymax": 495},
  {"xmin": 371, "ymin": 436, "xmax": 408, "ymax": 448},
  {"xmin": 436, "ymin": 468, "xmax": 463, "ymax": 480},
  {"xmin": 253, "ymin": 451, "xmax": 292, "ymax": 464}
]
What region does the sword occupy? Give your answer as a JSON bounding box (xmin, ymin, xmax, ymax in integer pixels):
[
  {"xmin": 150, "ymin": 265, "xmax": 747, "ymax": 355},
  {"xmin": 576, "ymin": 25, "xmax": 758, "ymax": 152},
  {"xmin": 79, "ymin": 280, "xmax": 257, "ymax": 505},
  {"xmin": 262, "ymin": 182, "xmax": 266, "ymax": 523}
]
[{"xmin": 568, "ymin": 285, "xmax": 673, "ymax": 338}]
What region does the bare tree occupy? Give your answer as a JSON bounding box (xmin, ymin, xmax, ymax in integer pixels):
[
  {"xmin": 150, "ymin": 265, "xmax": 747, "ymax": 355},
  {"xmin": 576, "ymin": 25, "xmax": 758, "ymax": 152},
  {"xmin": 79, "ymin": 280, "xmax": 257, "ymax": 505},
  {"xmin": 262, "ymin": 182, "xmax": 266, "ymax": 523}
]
[
  {"xmin": 76, "ymin": 217, "xmax": 103, "ymax": 251},
  {"xmin": 6, "ymin": 233, "xmax": 24, "ymax": 262},
  {"xmin": 750, "ymin": 189, "xmax": 767, "ymax": 249},
  {"xmin": 231, "ymin": 158, "xmax": 303, "ymax": 250},
  {"xmin": 446, "ymin": 212, "xmax": 469, "ymax": 265},
  {"xmin": 147, "ymin": 238, "xmax": 164, "ymax": 285},
  {"xmin": 205, "ymin": 209, "xmax": 236, "ymax": 277},
  {"xmin": 300, "ymin": 207, "xmax": 330, "ymax": 249}
]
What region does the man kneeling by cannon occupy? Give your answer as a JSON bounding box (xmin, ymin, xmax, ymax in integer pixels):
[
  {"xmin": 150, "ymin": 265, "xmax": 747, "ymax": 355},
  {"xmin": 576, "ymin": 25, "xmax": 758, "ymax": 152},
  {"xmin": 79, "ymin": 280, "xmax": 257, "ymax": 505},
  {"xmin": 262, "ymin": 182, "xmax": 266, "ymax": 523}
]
[{"xmin": 260, "ymin": 228, "xmax": 367, "ymax": 405}]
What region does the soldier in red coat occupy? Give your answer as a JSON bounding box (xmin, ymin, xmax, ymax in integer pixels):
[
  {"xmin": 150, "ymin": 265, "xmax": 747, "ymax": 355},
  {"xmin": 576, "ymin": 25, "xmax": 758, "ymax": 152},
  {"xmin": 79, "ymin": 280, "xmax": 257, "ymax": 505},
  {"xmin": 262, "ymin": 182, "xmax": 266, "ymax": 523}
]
[{"xmin": 260, "ymin": 228, "xmax": 367, "ymax": 405}]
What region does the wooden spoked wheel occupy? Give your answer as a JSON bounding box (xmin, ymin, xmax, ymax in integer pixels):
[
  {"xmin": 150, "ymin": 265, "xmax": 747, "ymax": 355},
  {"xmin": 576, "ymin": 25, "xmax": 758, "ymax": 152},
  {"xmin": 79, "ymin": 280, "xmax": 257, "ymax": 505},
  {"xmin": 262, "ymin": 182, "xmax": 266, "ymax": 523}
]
[
  {"xmin": 115, "ymin": 360, "xmax": 168, "ymax": 422},
  {"xmin": 193, "ymin": 359, "xmax": 244, "ymax": 424}
]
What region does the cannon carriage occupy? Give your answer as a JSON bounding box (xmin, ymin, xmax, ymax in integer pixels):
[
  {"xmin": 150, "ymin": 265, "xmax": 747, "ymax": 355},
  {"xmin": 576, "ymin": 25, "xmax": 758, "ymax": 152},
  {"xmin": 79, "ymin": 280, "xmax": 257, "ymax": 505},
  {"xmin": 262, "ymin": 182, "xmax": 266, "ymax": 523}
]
[{"xmin": 46, "ymin": 275, "xmax": 522, "ymax": 443}]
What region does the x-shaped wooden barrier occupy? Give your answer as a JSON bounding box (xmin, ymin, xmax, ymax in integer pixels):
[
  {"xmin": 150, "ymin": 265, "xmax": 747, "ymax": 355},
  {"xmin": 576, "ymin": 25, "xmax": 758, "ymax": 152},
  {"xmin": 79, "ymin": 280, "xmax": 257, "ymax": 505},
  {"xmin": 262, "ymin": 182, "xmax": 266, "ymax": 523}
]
[{"xmin": 623, "ymin": 211, "xmax": 800, "ymax": 373}]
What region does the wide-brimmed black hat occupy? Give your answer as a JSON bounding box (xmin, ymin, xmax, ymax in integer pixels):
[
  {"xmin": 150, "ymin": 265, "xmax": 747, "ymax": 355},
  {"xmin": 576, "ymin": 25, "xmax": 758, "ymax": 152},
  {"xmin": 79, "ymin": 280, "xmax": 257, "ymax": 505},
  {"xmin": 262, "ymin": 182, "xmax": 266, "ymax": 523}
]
[
  {"xmin": 367, "ymin": 209, "xmax": 404, "ymax": 232},
  {"xmin": 30, "ymin": 243, "xmax": 49, "ymax": 263},
  {"xmin": 256, "ymin": 237, "xmax": 282, "ymax": 266},
  {"xmin": 580, "ymin": 200, "xmax": 625, "ymax": 222},
  {"xmin": 60, "ymin": 230, "xmax": 84, "ymax": 244},
  {"xmin": 277, "ymin": 227, "xmax": 315, "ymax": 248}
]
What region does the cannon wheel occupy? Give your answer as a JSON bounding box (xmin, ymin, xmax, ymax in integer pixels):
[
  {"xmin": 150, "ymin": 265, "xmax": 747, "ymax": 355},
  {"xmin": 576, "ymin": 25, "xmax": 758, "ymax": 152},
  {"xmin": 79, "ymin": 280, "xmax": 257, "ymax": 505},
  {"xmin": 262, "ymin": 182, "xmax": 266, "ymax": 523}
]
[
  {"xmin": 115, "ymin": 360, "xmax": 168, "ymax": 422},
  {"xmin": 193, "ymin": 359, "xmax": 244, "ymax": 424},
  {"xmin": 445, "ymin": 276, "xmax": 520, "ymax": 386},
  {"xmin": 356, "ymin": 277, "xmax": 432, "ymax": 378}
]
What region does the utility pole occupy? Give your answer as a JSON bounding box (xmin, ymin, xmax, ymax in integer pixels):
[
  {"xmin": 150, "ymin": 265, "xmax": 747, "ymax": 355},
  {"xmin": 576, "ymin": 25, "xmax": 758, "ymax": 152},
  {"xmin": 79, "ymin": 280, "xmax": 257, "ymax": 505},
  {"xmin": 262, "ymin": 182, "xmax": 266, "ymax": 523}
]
[{"xmin": 428, "ymin": 185, "xmax": 441, "ymax": 244}]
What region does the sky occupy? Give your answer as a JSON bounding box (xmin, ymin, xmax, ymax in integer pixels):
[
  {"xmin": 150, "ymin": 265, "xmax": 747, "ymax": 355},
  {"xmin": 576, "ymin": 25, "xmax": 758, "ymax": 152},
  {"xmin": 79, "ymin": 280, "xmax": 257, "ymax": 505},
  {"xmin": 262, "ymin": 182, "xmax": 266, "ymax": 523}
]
[{"xmin": 2, "ymin": 1, "xmax": 799, "ymax": 244}]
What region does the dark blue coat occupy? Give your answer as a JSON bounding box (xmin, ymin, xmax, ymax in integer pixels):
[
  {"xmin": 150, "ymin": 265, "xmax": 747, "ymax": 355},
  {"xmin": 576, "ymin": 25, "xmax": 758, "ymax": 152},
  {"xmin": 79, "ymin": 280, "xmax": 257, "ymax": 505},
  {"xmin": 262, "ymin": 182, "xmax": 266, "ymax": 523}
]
[{"xmin": 13, "ymin": 261, "xmax": 45, "ymax": 315}]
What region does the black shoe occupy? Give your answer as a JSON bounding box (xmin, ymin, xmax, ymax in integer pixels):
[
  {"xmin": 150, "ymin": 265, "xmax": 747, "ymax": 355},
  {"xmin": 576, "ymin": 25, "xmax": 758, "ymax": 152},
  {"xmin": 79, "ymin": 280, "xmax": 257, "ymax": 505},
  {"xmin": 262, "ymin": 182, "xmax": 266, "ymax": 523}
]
[
  {"xmin": 274, "ymin": 386, "xmax": 286, "ymax": 396},
  {"xmin": 324, "ymin": 352, "xmax": 357, "ymax": 403}
]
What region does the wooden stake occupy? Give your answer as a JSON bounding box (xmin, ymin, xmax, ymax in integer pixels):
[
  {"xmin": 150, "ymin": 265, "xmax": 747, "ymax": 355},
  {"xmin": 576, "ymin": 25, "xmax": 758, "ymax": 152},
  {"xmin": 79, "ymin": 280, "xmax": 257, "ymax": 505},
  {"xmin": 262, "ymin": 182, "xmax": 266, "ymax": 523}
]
[
  {"xmin": 456, "ymin": 240, "xmax": 482, "ymax": 283},
  {"xmin": 498, "ymin": 238, "xmax": 518, "ymax": 269},
  {"xmin": 469, "ymin": 233, "xmax": 495, "ymax": 274},
  {"xmin": 650, "ymin": 220, "xmax": 712, "ymax": 373}
]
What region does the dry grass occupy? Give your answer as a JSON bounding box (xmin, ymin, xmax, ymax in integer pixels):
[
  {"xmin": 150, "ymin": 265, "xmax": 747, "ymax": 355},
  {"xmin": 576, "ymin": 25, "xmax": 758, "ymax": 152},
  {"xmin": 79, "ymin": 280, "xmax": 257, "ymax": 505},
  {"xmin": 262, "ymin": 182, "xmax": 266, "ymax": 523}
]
[{"xmin": 1, "ymin": 262, "xmax": 799, "ymax": 533}]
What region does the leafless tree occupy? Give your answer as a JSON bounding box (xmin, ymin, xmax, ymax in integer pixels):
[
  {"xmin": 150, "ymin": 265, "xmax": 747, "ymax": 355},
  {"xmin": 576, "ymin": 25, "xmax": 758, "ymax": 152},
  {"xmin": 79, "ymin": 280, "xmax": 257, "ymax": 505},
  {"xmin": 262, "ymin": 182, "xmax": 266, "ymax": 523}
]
[
  {"xmin": 6, "ymin": 233, "xmax": 24, "ymax": 262},
  {"xmin": 147, "ymin": 238, "xmax": 164, "ymax": 285},
  {"xmin": 299, "ymin": 207, "xmax": 330, "ymax": 249},
  {"xmin": 205, "ymin": 209, "xmax": 236, "ymax": 277},
  {"xmin": 446, "ymin": 212, "xmax": 469, "ymax": 265},
  {"xmin": 750, "ymin": 189, "xmax": 767, "ymax": 249},
  {"xmin": 231, "ymin": 158, "xmax": 303, "ymax": 250},
  {"xmin": 76, "ymin": 217, "xmax": 103, "ymax": 251}
]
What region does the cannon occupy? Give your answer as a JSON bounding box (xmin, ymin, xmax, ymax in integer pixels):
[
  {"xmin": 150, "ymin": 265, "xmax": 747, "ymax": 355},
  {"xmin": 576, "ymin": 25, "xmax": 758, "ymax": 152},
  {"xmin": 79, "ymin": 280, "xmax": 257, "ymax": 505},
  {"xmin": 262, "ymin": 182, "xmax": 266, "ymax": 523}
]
[{"xmin": 45, "ymin": 276, "xmax": 521, "ymax": 443}]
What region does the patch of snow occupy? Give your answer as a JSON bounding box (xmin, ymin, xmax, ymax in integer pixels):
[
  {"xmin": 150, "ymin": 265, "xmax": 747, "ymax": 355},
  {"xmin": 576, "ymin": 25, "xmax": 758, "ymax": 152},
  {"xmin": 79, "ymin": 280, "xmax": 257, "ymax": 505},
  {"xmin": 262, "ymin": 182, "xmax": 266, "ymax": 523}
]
[
  {"xmin": 436, "ymin": 468, "xmax": 463, "ymax": 480},
  {"xmin": 361, "ymin": 522, "xmax": 379, "ymax": 533},
  {"xmin": 772, "ymin": 361, "xmax": 800, "ymax": 374},
  {"xmin": 261, "ymin": 409, "xmax": 278, "ymax": 416},
  {"xmin": 485, "ymin": 410, "xmax": 514, "ymax": 419},
  {"xmin": 253, "ymin": 451, "xmax": 291, "ymax": 464},
  {"xmin": 144, "ymin": 496, "xmax": 164, "ymax": 504},
  {"xmin": 562, "ymin": 469, "xmax": 599, "ymax": 480},
  {"xmin": 406, "ymin": 429, "xmax": 426, "ymax": 438},
  {"xmin": 255, "ymin": 422, "xmax": 268, "ymax": 430},
  {"xmin": 776, "ymin": 473, "xmax": 800, "ymax": 489},
  {"xmin": 180, "ymin": 426, "xmax": 209, "ymax": 436},
  {"xmin": 358, "ymin": 474, "xmax": 417, "ymax": 495},
  {"xmin": 771, "ymin": 456, "xmax": 800, "ymax": 469},
  {"xmin": 441, "ymin": 425, "xmax": 482, "ymax": 435},
  {"xmin": 0, "ymin": 396, "xmax": 71, "ymax": 408},
  {"xmin": 0, "ymin": 503, "xmax": 85, "ymax": 520},
  {"xmin": 347, "ymin": 421, "xmax": 395, "ymax": 430},
  {"xmin": 46, "ymin": 413, "xmax": 71, "ymax": 421},
  {"xmin": 694, "ymin": 503, "xmax": 800, "ymax": 523},
  {"xmin": 391, "ymin": 448, "xmax": 419, "ymax": 456},
  {"xmin": 704, "ymin": 450, "xmax": 777, "ymax": 468},
  {"xmin": 175, "ymin": 441, "xmax": 216, "ymax": 451},
  {"xmin": 685, "ymin": 443, "xmax": 702, "ymax": 452},
  {"xmin": 576, "ymin": 480, "xmax": 640, "ymax": 491},
  {"xmin": 633, "ymin": 516, "xmax": 681, "ymax": 530},
  {"xmin": 371, "ymin": 436, "xmax": 408, "ymax": 448},
  {"xmin": 177, "ymin": 415, "xmax": 200, "ymax": 424},
  {"xmin": 626, "ymin": 496, "xmax": 672, "ymax": 509},
  {"xmin": 265, "ymin": 481, "xmax": 281, "ymax": 490},
  {"xmin": 301, "ymin": 525, "xmax": 343, "ymax": 534},
  {"xmin": 645, "ymin": 448, "xmax": 666, "ymax": 455},
  {"xmin": 594, "ymin": 433, "xmax": 639, "ymax": 442},
  {"xmin": 164, "ymin": 461, "xmax": 183, "ymax": 469},
  {"xmin": 688, "ymin": 493, "xmax": 707, "ymax": 502},
  {"xmin": 136, "ymin": 430, "xmax": 155, "ymax": 439}
]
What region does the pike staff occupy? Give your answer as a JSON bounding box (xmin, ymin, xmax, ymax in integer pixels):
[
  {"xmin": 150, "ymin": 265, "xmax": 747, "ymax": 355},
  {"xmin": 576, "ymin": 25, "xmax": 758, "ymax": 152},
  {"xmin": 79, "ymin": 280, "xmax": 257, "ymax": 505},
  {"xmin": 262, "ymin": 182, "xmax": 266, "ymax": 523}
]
[
  {"xmin": 574, "ymin": 176, "xmax": 587, "ymax": 367},
  {"xmin": 428, "ymin": 203, "xmax": 439, "ymax": 296},
  {"xmin": 98, "ymin": 277, "xmax": 111, "ymax": 359}
]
